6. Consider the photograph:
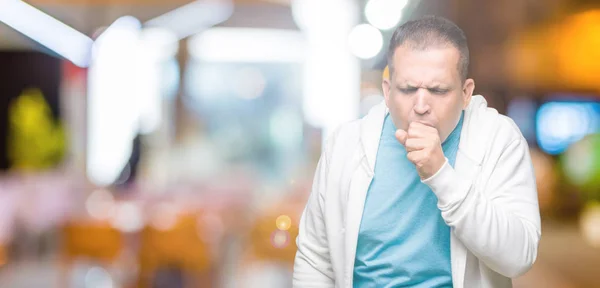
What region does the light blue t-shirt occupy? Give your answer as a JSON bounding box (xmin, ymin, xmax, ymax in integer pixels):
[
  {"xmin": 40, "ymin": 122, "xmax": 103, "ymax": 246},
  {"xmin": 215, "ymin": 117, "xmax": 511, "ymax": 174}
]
[{"xmin": 353, "ymin": 112, "xmax": 464, "ymax": 288}]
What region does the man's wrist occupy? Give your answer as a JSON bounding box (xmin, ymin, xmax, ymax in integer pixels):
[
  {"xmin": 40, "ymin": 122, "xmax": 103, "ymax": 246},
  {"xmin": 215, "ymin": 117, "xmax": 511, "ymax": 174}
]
[
  {"xmin": 421, "ymin": 158, "xmax": 465, "ymax": 208},
  {"xmin": 423, "ymin": 157, "xmax": 449, "ymax": 182}
]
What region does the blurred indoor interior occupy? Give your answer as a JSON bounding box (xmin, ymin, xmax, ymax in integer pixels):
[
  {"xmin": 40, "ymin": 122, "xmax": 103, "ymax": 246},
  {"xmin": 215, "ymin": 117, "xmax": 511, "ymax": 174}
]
[{"xmin": 1, "ymin": 0, "xmax": 600, "ymax": 287}]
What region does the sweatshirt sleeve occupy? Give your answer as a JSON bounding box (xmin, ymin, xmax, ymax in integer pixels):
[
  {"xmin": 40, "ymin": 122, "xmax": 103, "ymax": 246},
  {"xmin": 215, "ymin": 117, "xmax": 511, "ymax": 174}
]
[
  {"xmin": 422, "ymin": 137, "xmax": 541, "ymax": 278},
  {"xmin": 293, "ymin": 133, "xmax": 336, "ymax": 287}
]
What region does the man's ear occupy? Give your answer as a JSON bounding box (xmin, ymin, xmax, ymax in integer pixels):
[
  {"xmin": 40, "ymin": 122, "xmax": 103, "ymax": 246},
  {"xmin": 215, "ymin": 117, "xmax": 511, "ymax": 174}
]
[
  {"xmin": 382, "ymin": 77, "xmax": 391, "ymax": 108},
  {"xmin": 462, "ymin": 78, "xmax": 475, "ymax": 109}
]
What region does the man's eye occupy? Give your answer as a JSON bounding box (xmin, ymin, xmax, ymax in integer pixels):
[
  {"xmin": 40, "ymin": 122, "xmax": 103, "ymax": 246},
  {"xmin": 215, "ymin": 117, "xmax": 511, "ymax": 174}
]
[
  {"xmin": 429, "ymin": 88, "xmax": 449, "ymax": 95},
  {"xmin": 399, "ymin": 88, "xmax": 418, "ymax": 94}
]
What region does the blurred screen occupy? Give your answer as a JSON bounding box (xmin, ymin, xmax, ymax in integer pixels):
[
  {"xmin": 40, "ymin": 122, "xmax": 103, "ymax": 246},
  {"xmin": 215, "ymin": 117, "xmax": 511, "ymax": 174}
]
[
  {"xmin": 507, "ymin": 97, "xmax": 538, "ymax": 144},
  {"xmin": 536, "ymin": 97, "xmax": 600, "ymax": 155},
  {"xmin": 185, "ymin": 61, "xmax": 305, "ymax": 181}
]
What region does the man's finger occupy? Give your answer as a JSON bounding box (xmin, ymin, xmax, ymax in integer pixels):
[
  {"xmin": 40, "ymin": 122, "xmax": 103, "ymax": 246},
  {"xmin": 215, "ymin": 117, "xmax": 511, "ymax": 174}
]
[
  {"xmin": 395, "ymin": 129, "xmax": 408, "ymax": 145},
  {"xmin": 406, "ymin": 150, "xmax": 425, "ymax": 165},
  {"xmin": 405, "ymin": 138, "xmax": 430, "ymax": 152},
  {"xmin": 408, "ymin": 121, "xmax": 437, "ymax": 138}
]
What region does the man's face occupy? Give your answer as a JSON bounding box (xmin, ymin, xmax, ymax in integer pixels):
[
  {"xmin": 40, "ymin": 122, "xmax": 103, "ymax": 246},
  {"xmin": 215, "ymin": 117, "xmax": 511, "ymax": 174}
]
[{"xmin": 383, "ymin": 44, "xmax": 475, "ymax": 142}]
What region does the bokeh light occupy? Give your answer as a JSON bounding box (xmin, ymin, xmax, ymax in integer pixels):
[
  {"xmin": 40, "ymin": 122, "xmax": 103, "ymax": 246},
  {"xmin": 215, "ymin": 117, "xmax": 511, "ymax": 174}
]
[
  {"xmin": 275, "ymin": 215, "xmax": 292, "ymax": 231},
  {"xmin": 110, "ymin": 202, "xmax": 144, "ymax": 233},
  {"xmin": 348, "ymin": 24, "xmax": 383, "ymax": 59},
  {"xmin": 271, "ymin": 230, "xmax": 290, "ymax": 249},
  {"xmin": 580, "ymin": 202, "xmax": 600, "ymax": 248},
  {"xmin": 365, "ymin": 0, "xmax": 408, "ymax": 30},
  {"xmin": 561, "ymin": 134, "xmax": 600, "ymax": 196},
  {"xmin": 84, "ymin": 266, "xmax": 114, "ymax": 288},
  {"xmin": 86, "ymin": 189, "xmax": 116, "ymax": 221},
  {"xmin": 537, "ymin": 102, "xmax": 600, "ymax": 155}
]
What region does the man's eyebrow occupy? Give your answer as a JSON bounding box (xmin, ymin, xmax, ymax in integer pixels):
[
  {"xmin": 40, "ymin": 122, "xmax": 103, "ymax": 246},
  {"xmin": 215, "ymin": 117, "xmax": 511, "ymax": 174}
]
[
  {"xmin": 396, "ymin": 84, "xmax": 451, "ymax": 89},
  {"xmin": 427, "ymin": 85, "xmax": 451, "ymax": 90},
  {"xmin": 395, "ymin": 84, "xmax": 419, "ymax": 91}
]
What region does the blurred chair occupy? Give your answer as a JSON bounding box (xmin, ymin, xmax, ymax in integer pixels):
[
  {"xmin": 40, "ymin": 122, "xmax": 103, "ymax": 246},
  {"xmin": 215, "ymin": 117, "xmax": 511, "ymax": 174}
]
[
  {"xmin": 0, "ymin": 243, "xmax": 7, "ymax": 267},
  {"xmin": 243, "ymin": 196, "xmax": 304, "ymax": 266},
  {"xmin": 60, "ymin": 221, "xmax": 124, "ymax": 287},
  {"xmin": 248, "ymin": 212, "xmax": 299, "ymax": 265},
  {"xmin": 137, "ymin": 213, "xmax": 214, "ymax": 288},
  {"xmin": 234, "ymin": 205, "xmax": 300, "ymax": 288}
]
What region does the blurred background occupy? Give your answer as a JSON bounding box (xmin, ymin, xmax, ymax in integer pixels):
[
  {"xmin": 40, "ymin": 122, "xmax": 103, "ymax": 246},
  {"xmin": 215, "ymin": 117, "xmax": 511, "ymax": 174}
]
[{"xmin": 0, "ymin": 0, "xmax": 599, "ymax": 287}]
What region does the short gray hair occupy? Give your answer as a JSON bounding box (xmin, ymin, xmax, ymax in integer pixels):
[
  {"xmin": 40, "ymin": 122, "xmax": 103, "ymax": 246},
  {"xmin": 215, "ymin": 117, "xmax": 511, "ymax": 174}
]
[{"xmin": 387, "ymin": 15, "xmax": 469, "ymax": 81}]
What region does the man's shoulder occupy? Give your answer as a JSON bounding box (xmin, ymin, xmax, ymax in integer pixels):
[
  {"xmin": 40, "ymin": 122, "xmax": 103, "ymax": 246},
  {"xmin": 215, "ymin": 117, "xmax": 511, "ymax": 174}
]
[
  {"xmin": 326, "ymin": 101, "xmax": 387, "ymax": 150},
  {"xmin": 325, "ymin": 119, "xmax": 362, "ymax": 153},
  {"xmin": 468, "ymin": 97, "xmax": 525, "ymax": 146},
  {"xmin": 495, "ymin": 113, "xmax": 526, "ymax": 145},
  {"xmin": 475, "ymin": 108, "xmax": 527, "ymax": 152}
]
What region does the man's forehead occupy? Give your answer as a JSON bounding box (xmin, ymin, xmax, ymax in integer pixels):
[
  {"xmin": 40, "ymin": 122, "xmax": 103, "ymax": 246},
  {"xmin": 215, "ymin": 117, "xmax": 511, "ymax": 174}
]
[
  {"xmin": 395, "ymin": 79, "xmax": 451, "ymax": 88},
  {"xmin": 392, "ymin": 65, "xmax": 456, "ymax": 84},
  {"xmin": 391, "ymin": 46, "xmax": 461, "ymax": 83},
  {"xmin": 393, "ymin": 44, "xmax": 460, "ymax": 62}
]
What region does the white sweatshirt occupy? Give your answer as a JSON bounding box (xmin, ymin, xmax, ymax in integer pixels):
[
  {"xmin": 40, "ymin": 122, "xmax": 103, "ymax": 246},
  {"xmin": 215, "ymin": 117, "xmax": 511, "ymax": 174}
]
[{"xmin": 293, "ymin": 95, "xmax": 541, "ymax": 288}]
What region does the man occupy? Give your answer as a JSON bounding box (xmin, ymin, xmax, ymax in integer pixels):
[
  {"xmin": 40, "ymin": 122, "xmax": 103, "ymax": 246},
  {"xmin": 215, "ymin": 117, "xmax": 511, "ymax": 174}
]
[{"xmin": 293, "ymin": 16, "xmax": 541, "ymax": 288}]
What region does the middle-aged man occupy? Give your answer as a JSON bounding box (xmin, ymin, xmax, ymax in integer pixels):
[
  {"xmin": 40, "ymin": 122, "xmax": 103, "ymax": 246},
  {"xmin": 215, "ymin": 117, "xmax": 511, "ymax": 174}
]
[{"xmin": 293, "ymin": 15, "xmax": 541, "ymax": 288}]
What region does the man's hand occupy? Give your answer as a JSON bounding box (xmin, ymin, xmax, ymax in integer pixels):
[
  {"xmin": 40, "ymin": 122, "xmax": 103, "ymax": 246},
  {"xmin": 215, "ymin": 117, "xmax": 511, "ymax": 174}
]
[{"xmin": 395, "ymin": 122, "xmax": 446, "ymax": 180}]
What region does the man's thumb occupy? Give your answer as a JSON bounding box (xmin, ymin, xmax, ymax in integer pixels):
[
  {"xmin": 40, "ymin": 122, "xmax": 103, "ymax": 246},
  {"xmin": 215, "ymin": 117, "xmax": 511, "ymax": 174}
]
[{"xmin": 395, "ymin": 129, "xmax": 408, "ymax": 146}]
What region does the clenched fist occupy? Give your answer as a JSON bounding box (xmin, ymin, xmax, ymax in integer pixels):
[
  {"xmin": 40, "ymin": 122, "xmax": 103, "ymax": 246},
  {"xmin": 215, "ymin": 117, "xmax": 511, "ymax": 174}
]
[{"xmin": 395, "ymin": 121, "xmax": 446, "ymax": 180}]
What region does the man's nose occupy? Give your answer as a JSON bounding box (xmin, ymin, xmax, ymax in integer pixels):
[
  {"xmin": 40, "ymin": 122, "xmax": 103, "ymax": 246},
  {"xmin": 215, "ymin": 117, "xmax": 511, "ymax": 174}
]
[{"xmin": 413, "ymin": 90, "xmax": 431, "ymax": 115}]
